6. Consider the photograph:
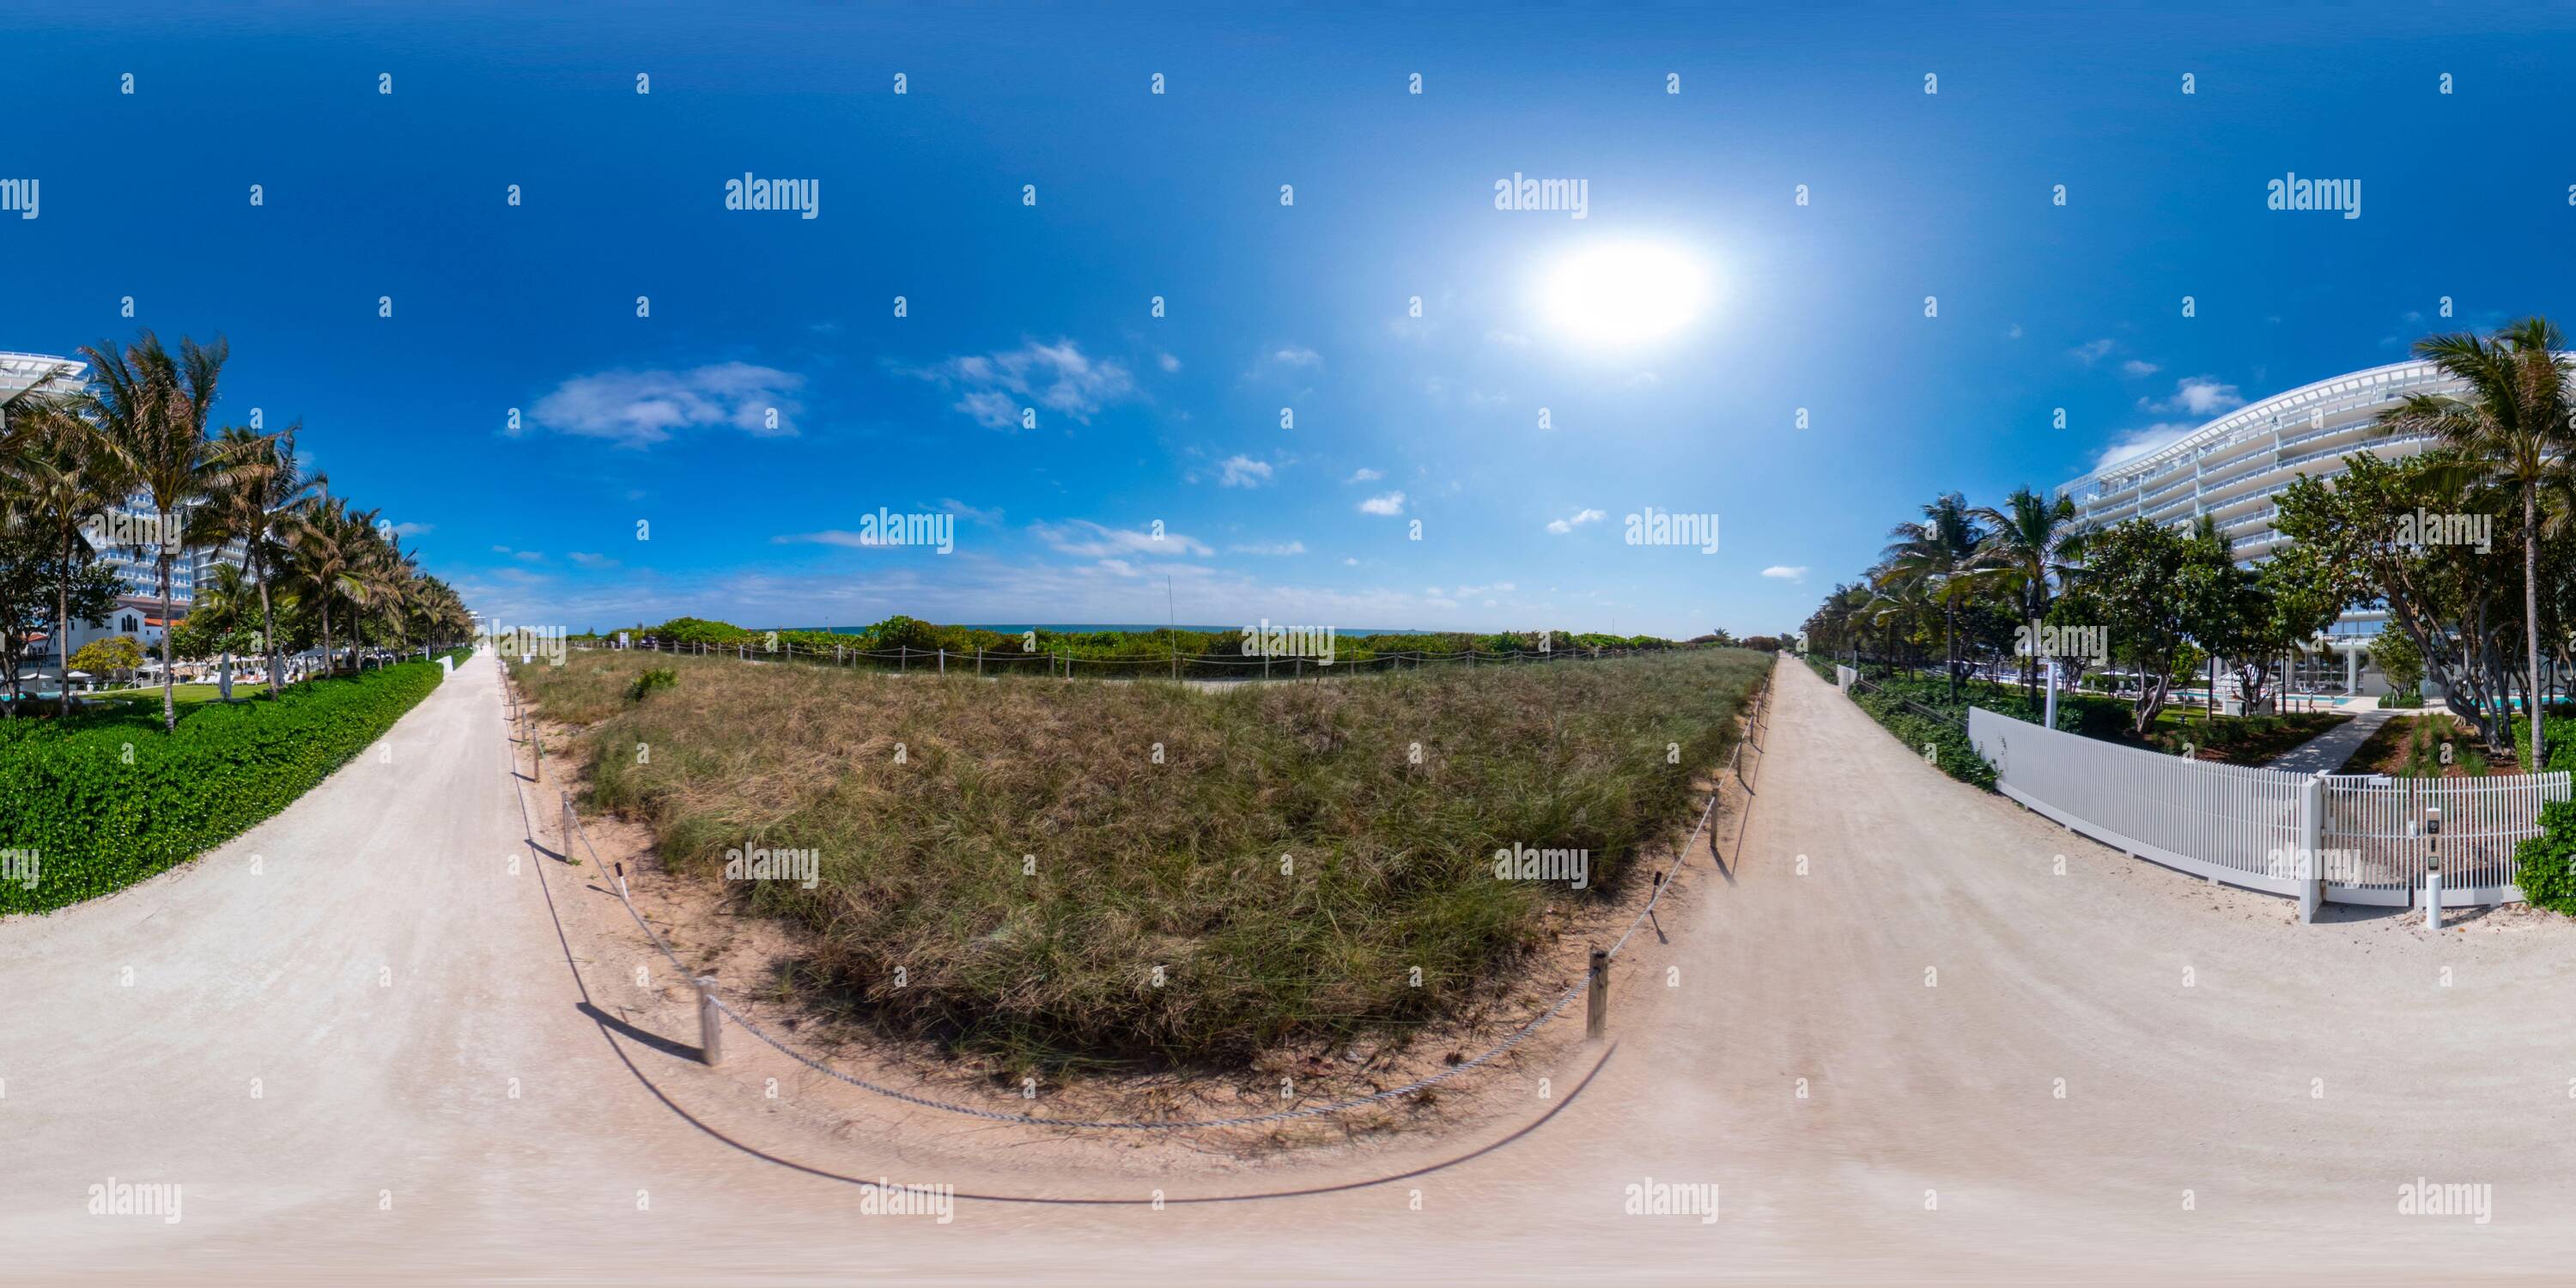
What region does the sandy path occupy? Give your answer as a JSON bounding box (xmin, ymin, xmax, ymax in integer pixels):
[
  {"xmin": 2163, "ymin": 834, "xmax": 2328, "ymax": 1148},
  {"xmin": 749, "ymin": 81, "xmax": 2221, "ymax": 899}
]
[{"xmin": 5, "ymin": 652, "xmax": 2572, "ymax": 1284}]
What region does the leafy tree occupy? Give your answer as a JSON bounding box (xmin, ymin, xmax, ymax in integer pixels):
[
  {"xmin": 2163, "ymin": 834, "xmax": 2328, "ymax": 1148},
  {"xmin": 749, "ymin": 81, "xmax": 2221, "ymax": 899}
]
[
  {"xmin": 2275, "ymin": 451, "xmax": 2524, "ymax": 751},
  {"xmin": 70, "ymin": 635, "xmax": 145, "ymax": 687},
  {"xmin": 1877, "ymin": 493, "xmax": 1993, "ymax": 702},
  {"xmin": 2055, "ymin": 518, "xmax": 2200, "ymax": 736},
  {"xmin": 0, "ymin": 531, "xmax": 122, "ymax": 708},
  {"xmin": 2370, "ymin": 629, "xmax": 2424, "ymax": 694}
]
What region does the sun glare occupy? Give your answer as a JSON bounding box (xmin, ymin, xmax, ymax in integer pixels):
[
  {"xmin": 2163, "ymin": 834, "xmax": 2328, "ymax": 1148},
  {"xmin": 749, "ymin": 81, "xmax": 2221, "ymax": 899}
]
[{"xmin": 1540, "ymin": 241, "xmax": 1710, "ymax": 347}]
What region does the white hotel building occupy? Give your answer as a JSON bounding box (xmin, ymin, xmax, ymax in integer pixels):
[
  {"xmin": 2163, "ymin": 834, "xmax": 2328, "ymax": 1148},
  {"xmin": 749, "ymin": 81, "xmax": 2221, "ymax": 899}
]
[
  {"xmin": 2057, "ymin": 358, "xmax": 2468, "ymax": 697},
  {"xmin": 3, "ymin": 350, "xmax": 248, "ymax": 679}
]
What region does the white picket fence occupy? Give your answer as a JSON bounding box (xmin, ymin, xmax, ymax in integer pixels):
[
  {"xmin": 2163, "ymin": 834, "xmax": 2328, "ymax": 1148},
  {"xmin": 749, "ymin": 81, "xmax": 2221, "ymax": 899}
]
[{"xmin": 1965, "ymin": 708, "xmax": 2567, "ymax": 909}]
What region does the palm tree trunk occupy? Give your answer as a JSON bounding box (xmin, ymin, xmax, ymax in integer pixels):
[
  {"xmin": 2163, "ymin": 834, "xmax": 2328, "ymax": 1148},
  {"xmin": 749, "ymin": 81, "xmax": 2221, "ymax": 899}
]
[
  {"xmin": 1943, "ymin": 603, "xmax": 1958, "ymax": 703},
  {"xmin": 159, "ymin": 548, "xmax": 175, "ymax": 733},
  {"xmin": 57, "ymin": 529, "xmax": 75, "ymax": 720},
  {"xmin": 2529, "ymin": 484, "xmax": 2544, "ymax": 773},
  {"xmin": 319, "ymin": 601, "xmax": 332, "ymax": 683},
  {"xmin": 256, "ymin": 550, "xmax": 279, "ymax": 697}
]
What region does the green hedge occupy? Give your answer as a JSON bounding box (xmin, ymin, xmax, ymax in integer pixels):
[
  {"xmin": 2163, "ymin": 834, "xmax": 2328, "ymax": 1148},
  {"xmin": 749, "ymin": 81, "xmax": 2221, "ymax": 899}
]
[
  {"xmin": 2515, "ymin": 799, "xmax": 2576, "ymax": 915},
  {"xmin": 0, "ymin": 659, "xmax": 450, "ymax": 914},
  {"xmin": 1847, "ymin": 685, "xmax": 1997, "ymax": 790}
]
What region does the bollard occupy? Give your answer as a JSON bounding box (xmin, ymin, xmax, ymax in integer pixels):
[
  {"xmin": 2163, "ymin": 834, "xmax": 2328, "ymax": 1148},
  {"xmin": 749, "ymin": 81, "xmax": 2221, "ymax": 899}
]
[
  {"xmin": 1585, "ymin": 947, "xmax": 1609, "ymax": 1040},
  {"xmin": 696, "ymin": 975, "xmax": 724, "ymax": 1066},
  {"xmin": 2424, "ymin": 805, "xmax": 2444, "ymax": 929},
  {"xmin": 939, "ymin": 647, "xmax": 946, "ymax": 676},
  {"xmin": 561, "ymin": 792, "xmax": 578, "ymax": 861}
]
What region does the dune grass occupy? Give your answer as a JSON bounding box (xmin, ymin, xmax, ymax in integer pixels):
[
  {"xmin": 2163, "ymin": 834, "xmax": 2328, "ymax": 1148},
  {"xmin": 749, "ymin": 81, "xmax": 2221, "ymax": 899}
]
[{"xmin": 519, "ymin": 646, "xmax": 1771, "ymax": 1071}]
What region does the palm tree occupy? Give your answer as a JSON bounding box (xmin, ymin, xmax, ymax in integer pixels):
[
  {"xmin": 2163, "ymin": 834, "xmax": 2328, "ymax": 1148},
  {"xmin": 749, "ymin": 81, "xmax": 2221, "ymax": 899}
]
[
  {"xmin": 192, "ymin": 562, "xmax": 258, "ymax": 695},
  {"xmin": 83, "ymin": 331, "xmax": 255, "ymax": 732},
  {"xmin": 191, "ymin": 422, "xmax": 325, "ymax": 697},
  {"xmin": 1971, "ymin": 487, "xmax": 2092, "ymax": 698},
  {"xmin": 1878, "ymin": 492, "xmax": 1993, "ymax": 702},
  {"xmin": 2379, "ymin": 319, "xmax": 2576, "ymax": 771},
  {"xmin": 0, "ymin": 398, "xmax": 130, "ymax": 718},
  {"xmin": 283, "ymin": 497, "xmax": 381, "ymax": 677}
]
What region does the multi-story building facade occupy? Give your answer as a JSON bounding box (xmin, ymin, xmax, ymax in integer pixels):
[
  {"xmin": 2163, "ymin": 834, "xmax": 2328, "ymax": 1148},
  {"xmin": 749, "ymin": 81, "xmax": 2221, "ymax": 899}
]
[{"xmin": 2057, "ymin": 358, "xmax": 2468, "ymax": 696}]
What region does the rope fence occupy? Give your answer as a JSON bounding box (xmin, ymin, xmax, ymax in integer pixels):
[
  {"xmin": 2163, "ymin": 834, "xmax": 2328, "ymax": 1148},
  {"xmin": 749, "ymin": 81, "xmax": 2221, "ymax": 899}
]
[{"xmin": 498, "ymin": 651, "xmax": 1775, "ymax": 1132}]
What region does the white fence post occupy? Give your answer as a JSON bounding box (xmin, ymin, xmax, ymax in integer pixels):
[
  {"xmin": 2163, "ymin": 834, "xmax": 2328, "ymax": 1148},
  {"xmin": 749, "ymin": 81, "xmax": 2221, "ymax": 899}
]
[{"xmin": 2299, "ymin": 772, "xmax": 2324, "ymax": 924}]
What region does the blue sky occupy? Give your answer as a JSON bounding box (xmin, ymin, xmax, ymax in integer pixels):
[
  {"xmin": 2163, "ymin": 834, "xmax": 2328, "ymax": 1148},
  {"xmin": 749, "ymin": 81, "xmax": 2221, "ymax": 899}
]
[{"xmin": 8, "ymin": 3, "xmax": 2576, "ymax": 637}]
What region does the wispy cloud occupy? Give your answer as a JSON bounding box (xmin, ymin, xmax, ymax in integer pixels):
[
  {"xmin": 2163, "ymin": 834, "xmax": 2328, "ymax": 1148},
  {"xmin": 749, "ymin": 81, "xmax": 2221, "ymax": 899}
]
[
  {"xmin": 2143, "ymin": 376, "xmax": 2245, "ymax": 417},
  {"xmin": 1545, "ymin": 507, "xmax": 1606, "ymax": 534},
  {"xmin": 2069, "ymin": 338, "xmax": 2115, "ymax": 366},
  {"xmin": 914, "ymin": 339, "xmax": 1136, "ymax": 430},
  {"xmin": 566, "ymin": 551, "xmax": 617, "ymax": 568},
  {"xmin": 2120, "ymin": 359, "xmax": 2160, "ymax": 378},
  {"xmin": 527, "ymin": 362, "xmax": 805, "ymax": 448},
  {"xmin": 1217, "ymin": 455, "xmax": 1273, "ymax": 487},
  {"xmin": 1358, "ymin": 491, "xmax": 1406, "ymax": 516},
  {"xmin": 1760, "ymin": 565, "xmax": 1807, "ymax": 582},
  {"xmin": 1229, "ymin": 540, "xmax": 1306, "ymax": 556},
  {"xmin": 1029, "ymin": 519, "xmax": 1213, "ymax": 558},
  {"xmin": 1346, "ymin": 467, "xmax": 1383, "ymax": 483},
  {"xmin": 2093, "ymin": 422, "xmax": 2199, "ymax": 470}
]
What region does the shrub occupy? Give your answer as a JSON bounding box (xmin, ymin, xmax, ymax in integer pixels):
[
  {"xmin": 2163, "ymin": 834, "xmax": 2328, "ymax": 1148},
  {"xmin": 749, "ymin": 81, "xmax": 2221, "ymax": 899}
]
[
  {"xmin": 2514, "ymin": 799, "xmax": 2576, "ymax": 914},
  {"xmin": 627, "ymin": 668, "xmax": 677, "ymax": 702},
  {"xmin": 1847, "ymin": 686, "xmax": 1996, "ymax": 790},
  {"xmin": 0, "ymin": 659, "xmax": 447, "ymax": 914},
  {"xmin": 2383, "ymin": 688, "xmax": 2425, "ymax": 709}
]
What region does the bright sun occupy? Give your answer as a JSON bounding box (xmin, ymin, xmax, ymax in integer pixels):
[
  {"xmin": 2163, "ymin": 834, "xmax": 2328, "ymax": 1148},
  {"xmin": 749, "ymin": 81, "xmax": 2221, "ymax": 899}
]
[{"xmin": 1540, "ymin": 242, "xmax": 1710, "ymax": 347}]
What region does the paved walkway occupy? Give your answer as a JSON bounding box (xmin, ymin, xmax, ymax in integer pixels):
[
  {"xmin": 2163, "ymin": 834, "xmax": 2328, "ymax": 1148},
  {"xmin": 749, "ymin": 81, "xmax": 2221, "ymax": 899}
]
[{"xmin": 2266, "ymin": 707, "xmax": 2395, "ymax": 774}]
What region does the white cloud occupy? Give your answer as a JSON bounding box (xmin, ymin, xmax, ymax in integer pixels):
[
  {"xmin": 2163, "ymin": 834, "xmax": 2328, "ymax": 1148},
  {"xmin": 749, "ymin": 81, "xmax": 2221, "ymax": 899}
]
[
  {"xmin": 1229, "ymin": 540, "xmax": 1306, "ymax": 556},
  {"xmin": 2147, "ymin": 376, "xmax": 2246, "ymax": 417},
  {"xmin": 2120, "ymin": 359, "xmax": 2161, "ymax": 378},
  {"xmin": 1029, "ymin": 519, "xmax": 1213, "ymax": 558},
  {"xmin": 1347, "ymin": 467, "xmax": 1384, "ymax": 483},
  {"xmin": 1158, "ymin": 352, "xmax": 1182, "ymax": 373},
  {"xmin": 2008, "ymin": 324, "xmax": 2025, "ymax": 339},
  {"xmin": 1358, "ymin": 491, "xmax": 1406, "ymax": 516},
  {"xmin": 2093, "ymin": 422, "xmax": 2200, "ymax": 470},
  {"xmin": 1760, "ymin": 565, "xmax": 1807, "ymax": 582},
  {"xmin": 1545, "ymin": 507, "xmax": 1606, "ymax": 534},
  {"xmin": 388, "ymin": 522, "xmax": 434, "ymax": 537},
  {"xmin": 915, "ymin": 339, "xmax": 1136, "ymax": 430},
  {"xmin": 1217, "ymin": 455, "xmax": 1273, "ymax": 488},
  {"xmin": 774, "ymin": 530, "xmax": 895, "ymax": 549},
  {"xmin": 1273, "ymin": 346, "xmax": 1322, "ymax": 368},
  {"xmin": 529, "ymin": 362, "xmax": 805, "ymax": 448},
  {"xmin": 566, "ymin": 551, "xmax": 617, "ymax": 568},
  {"xmin": 939, "ymin": 498, "xmax": 1003, "ymax": 525},
  {"xmin": 1342, "ymin": 556, "xmax": 1358, "ymax": 566},
  {"xmin": 2070, "ymin": 339, "xmax": 2116, "ymax": 365}
]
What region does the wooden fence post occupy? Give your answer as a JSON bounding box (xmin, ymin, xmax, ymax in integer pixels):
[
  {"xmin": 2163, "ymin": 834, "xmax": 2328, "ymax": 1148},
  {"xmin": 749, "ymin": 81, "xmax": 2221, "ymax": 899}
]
[
  {"xmin": 1586, "ymin": 946, "xmax": 1608, "ymax": 1040},
  {"xmin": 696, "ymin": 976, "xmax": 723, "ymax": 1066}
]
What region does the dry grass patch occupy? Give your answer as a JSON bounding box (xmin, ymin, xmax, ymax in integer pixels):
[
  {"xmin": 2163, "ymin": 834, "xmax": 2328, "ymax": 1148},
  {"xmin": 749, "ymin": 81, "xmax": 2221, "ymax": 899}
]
[{"xmin": 519, "ymin": 647, "xmax": 1770, "ymax": 1072}]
